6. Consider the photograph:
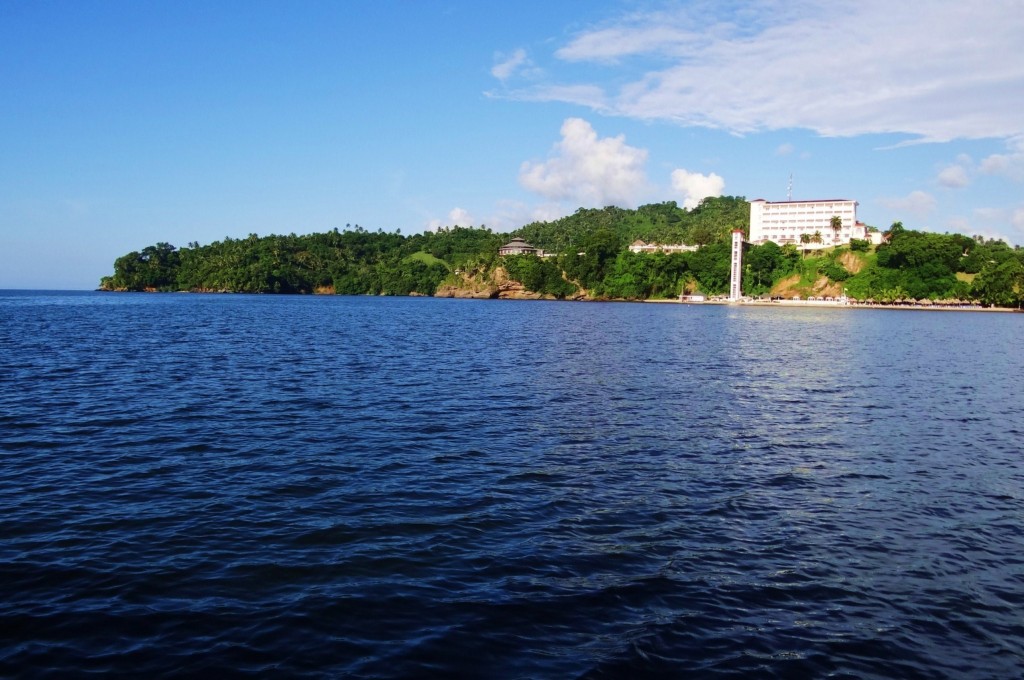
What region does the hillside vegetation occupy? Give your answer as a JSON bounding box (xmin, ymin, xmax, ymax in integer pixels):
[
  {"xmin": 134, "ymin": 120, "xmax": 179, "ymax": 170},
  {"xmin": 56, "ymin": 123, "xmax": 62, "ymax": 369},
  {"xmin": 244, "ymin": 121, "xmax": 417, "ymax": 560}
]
[{"xmin": 101, "ymin": 200, "xmax": 1023, "ymax": 307}]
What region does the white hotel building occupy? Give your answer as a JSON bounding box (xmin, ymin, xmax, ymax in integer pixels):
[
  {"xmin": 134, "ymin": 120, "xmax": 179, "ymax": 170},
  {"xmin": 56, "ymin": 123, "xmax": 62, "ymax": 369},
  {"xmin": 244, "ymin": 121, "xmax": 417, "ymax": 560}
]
[{"xmin": 749, "ymin": 198, "xmax": 868, "ymax": 248}]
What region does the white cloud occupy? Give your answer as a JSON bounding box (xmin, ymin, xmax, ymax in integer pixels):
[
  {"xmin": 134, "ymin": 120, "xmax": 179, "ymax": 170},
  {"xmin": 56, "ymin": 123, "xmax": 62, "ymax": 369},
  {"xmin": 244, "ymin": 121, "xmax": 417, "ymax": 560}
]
[
  {"xmin": 775, "ymin": 143, "xmax": 794, "ymax": 156},
  {"xmin": 937, "ymin": 164, "xmax": 969, "ymax": 188},
  {"xmin": 515, "ymin": 0, "xmax": 1024, "ymax": 142},
  {"xmin": 980, "ymin": 154, "xmax": 1012, "ymax": 175},
  {"xmin": 879, "ymin": 190, "xmax": 936, "ymax": 218},
  {"xmin": 491, "ymin": 48, "xmax": 530, "ymax": 82},
  {"xmin": 489, "ymin": 83, "xmax": 609, "ymax": 111},
  {"xmin": 427, "ymin": 206, "xmax": 476, "ymax": 231},
  {"xmin": 945, "ymin": 216, "xmax": 971, "ymax": 233},
  {"xmin": 448, "ymin": 207, "xmax": 473, "ymax": 226},
  {"xmin": 946, "ymin": 208, "xmax": 1022, "ymax": 245},
  {"xmin": 979, "ymin": 136, "xmax": 1024, "ymax": 180},
  {"xmin": 1013, "ymin": 207, "xmax": 1024, "ymax": 230},
  {"xmin": 555, "ymin": 23, "xmax": 702, "ymax": 63},
  {"xmin": 519, "ymin": 118, "xmax": 649, "ymax": 207},
  {"xmin": 526, "ymin": 202, "xmax": 569, "ymax": 224},
  {"xmin": 973, "ymin": 207, "xmax": 1004, "ymax": 222},
  {"xmin": 670, "ymin": 169, "xmax": 725, "ymax": 209}
]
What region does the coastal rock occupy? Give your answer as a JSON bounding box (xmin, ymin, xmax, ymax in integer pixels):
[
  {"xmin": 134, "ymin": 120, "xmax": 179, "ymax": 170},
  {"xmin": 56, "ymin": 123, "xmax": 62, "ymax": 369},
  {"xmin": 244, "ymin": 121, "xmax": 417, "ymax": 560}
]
[
  {"xmin": 433, "ymin": 283, "xmax": 499, "ymax": 299},
  {"xmin": 486, "ymin": 267, "xmax": 545, "ymax": 299},
  {"xmin": 433, "ymin": 277, "xmax": 499, "ymax": 299},
  {"xmin": 838, "ymin": 251, "xmax": 865, "ymax": 274},
  {"xmin": 496, "ymin": 279, "xmax": 549, "ymax": 300},
  {"xmin": 769, "ymin": 273, "xmax": 842, "ymax": 300}
]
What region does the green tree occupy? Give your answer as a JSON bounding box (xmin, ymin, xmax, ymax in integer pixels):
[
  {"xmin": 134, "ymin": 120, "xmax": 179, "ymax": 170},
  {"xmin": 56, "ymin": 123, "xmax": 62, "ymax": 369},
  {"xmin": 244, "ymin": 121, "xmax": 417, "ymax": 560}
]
[
  {"xmin": 504, "ymin": 254, "xmax": 576, "ymax": 298},
  {"xmin": 745, "ymin": 241, "xmax": 783, "ymax": 289},
  {"xmin": 819, "ymin": 258, "xmax": 851, "ymax": 282},
  {"xmin": 830, "ymin": 215, "xmax": 843, "ymax": 244},
  {"xmin": 107, "ymin": 242, "xmax": 180, "ymax": 290},
  {"xmin": 688, "ymin": 241, "xmax": 731, "ymax": 294},
  {"xmin": 562, "ymin": 228, "xmax": 621, "ymax": 290},
  {"xmin": 972, "ymin": 256, "xmax": 1024, "ymax": 307}
]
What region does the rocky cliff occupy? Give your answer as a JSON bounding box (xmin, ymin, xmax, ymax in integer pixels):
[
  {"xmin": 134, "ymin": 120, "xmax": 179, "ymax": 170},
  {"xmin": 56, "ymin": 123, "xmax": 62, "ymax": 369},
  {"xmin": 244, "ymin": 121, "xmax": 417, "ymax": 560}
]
[{"xmin": 433, "ymin": 266, "xmax": 573, "ymax": 300}]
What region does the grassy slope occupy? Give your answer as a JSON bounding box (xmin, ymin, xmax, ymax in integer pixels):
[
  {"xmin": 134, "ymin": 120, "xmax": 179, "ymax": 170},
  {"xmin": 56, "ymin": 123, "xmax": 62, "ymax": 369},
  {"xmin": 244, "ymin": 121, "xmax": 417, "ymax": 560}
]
[
  {"xmin": 768, "ymin": 247, "xmax": 872, "ymax": 298},
  {"xmin": 404, "ymin": 251, "xmax": 451, "ymax": 269}
]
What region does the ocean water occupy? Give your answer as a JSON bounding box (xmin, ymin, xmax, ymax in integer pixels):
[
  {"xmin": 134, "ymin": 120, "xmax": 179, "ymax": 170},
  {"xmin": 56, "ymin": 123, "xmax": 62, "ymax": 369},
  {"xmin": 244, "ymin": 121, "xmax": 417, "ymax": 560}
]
[{"xmin": 1, "ymin": 291, "xmax": 1022, "ymax": 678}]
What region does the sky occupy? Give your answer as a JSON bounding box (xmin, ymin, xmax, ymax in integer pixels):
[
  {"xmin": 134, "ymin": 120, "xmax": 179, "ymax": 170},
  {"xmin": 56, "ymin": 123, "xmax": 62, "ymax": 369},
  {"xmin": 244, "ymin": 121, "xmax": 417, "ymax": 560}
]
[{"xmin": 2, "ymin": 0, "xmax": 1023, "ymax": 289}]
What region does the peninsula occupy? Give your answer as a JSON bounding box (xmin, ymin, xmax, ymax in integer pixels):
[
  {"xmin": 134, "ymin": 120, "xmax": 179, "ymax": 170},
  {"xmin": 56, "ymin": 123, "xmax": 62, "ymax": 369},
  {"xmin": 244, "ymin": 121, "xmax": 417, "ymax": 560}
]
[{"xmin": 100, "ymin": 197, "xmax": 1023, "ymax": 308}]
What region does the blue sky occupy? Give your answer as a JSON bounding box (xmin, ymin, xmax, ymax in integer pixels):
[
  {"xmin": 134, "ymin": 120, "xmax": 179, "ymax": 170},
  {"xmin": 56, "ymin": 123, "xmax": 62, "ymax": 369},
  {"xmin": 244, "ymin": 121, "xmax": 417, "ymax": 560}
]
[{"xmin": 2, "ymin": 0, "xmax": 1023, "ymax": 289}]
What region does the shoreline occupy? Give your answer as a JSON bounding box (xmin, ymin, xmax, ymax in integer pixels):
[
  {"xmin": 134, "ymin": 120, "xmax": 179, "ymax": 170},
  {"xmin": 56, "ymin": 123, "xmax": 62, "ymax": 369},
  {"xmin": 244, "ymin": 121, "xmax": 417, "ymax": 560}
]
[
  {"xmin": 93, "ymin": 288, "xmax": 1021, "ymax": 313},
  {"xmin": 653, "ymin": 298, "xmax": 1020, "ymax": 313}
]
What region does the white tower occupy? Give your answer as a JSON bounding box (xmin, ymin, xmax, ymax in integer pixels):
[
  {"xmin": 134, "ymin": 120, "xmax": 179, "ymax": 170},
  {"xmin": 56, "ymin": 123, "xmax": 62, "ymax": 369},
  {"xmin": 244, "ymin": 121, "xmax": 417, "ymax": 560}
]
[{"xmin": 729, "ymin": 229, "xmax": 744, "ymax": 301}]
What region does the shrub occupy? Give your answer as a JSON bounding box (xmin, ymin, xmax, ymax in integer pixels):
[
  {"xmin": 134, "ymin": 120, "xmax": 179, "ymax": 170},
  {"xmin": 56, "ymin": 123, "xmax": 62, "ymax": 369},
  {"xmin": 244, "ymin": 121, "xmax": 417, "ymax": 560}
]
[{"xmin": 819, "ymin": 260, "xmax": 851, "ymax": 282}]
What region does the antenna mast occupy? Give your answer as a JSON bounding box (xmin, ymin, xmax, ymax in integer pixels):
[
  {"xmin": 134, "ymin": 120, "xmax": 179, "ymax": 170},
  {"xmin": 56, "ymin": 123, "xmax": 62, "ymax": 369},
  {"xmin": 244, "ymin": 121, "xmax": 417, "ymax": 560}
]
[{"xmin": 787, "ymin": 173, "xmax": 793, "ymax": 201}]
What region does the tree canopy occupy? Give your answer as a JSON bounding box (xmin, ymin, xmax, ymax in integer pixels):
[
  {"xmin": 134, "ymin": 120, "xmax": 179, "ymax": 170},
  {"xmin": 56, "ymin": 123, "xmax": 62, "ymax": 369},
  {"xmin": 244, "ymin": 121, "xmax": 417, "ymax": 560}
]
[{"xmin": 101, "ymin": 203, "xmax": 1023, "ymax": 307}]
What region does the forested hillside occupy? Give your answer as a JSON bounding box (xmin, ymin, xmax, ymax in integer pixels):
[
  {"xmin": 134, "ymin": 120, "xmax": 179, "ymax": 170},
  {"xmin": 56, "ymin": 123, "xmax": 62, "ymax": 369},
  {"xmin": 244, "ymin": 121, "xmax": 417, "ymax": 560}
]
[
  {"xmin": 101, "ymin": 200, "xmax": 1023, "ymax": 307},
  {"xmin": 514, "ymin": 196, "xmax": 749, "ymax": 252},
  {"xmin": 101, "ymin": 227, "xmax": 503, "ymax": 296}
]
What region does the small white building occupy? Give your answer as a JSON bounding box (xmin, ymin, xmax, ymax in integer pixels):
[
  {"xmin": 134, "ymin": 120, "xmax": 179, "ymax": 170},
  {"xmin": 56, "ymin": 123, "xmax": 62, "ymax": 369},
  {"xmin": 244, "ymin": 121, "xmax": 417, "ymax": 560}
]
[
  {"xmin": 749, "ymin": 199, "xmax": 868, "ymax": 248},
  {"xmin": 499, "ymin": 237, "xmax": 542, "ymax": 256},
  {"xmin": 628, "ymin": 240, "xmax": 700, "ymax": 254}
]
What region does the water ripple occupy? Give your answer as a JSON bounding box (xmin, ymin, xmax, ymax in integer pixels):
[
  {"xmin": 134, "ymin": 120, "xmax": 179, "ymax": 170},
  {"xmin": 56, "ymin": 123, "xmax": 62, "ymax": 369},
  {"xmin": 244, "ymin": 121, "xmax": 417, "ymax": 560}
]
[{"xmin": 1, "ymin": 292, "xmax": 1023, "ymax": 677}]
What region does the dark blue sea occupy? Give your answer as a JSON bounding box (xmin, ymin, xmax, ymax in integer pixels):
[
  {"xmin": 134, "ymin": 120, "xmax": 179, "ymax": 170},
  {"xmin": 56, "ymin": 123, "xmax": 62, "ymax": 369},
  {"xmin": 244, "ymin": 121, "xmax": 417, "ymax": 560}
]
[{"xmin": 2, "ymin": 290, "xmax": 1022, "ymax": 678}]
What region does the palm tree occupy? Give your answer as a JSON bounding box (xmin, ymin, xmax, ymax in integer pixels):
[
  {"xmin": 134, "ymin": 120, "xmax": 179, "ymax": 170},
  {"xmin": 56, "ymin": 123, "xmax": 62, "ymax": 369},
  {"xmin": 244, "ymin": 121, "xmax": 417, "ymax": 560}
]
[
  {"xmin": 883, "ymin": 221, "xmax": 904, "ymax": 242},
  {"xmin": 800, "ymin": 233, "xmax": 811, "ymax": 257},
  {"xmin": 830, "ymin": 215, "xmax": 843, "ymax": 244}
]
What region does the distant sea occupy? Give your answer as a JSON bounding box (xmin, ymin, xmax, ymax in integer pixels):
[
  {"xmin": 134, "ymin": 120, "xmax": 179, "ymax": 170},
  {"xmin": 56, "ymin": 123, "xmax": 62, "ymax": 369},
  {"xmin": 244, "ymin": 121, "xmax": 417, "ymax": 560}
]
[{"xmin": 2, "ymin": 290, "xmax": 1023, "ymax": 678}]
